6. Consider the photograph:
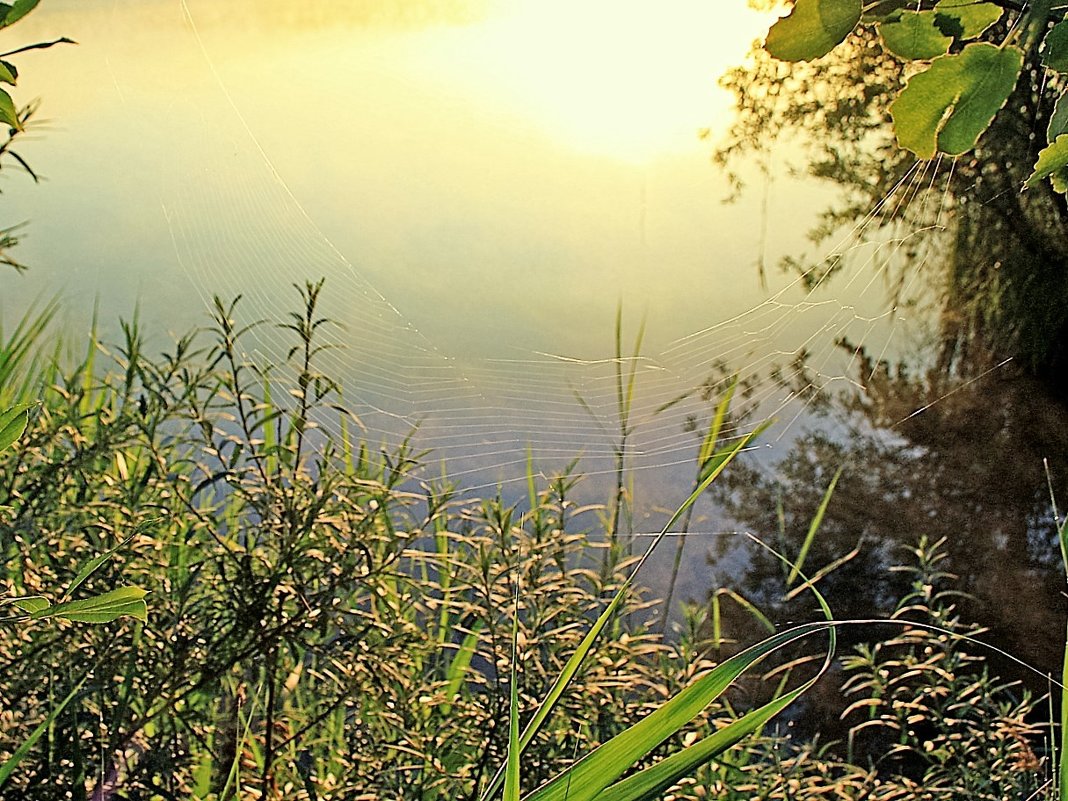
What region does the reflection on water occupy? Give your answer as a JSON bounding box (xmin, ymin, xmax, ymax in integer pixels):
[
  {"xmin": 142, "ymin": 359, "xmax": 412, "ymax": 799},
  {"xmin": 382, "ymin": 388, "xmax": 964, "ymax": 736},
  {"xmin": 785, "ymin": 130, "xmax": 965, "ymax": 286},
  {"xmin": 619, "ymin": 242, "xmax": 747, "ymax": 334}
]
[{"xmin": 3, "ymin": 0, "xmax": 1065, "ymax": 700}]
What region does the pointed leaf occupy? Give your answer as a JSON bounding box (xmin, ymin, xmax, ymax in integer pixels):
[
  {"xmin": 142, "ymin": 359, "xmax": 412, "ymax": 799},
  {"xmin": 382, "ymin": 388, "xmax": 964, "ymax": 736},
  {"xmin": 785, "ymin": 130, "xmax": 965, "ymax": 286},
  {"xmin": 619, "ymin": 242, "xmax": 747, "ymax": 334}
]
[
  {"xmin": 504, "ymin": 587, "xmax": 521, "ymax": 801},
  {"xmin": 442, "ymin": 621, "xmax": 482, "ymax": 715},
  {"xmin": 0, "ymin": 60, "xmax": 16, "ymax": 85},
  {"xmin": 591, "ymin": 686, "xmax": 809, "ymax": 801},
  {"xmin": 879, "ymin": 11, "xmax": 952, "ymax": 60},
  {"xmin": 765, "ymin": 0, "xmax": 862, "ymax": 62},
  {"xmin": 523, "ymin": 622, "xmax": 833, "ymax": 801},
  {"xmin": 0, "ymin": 85, "xmax": 18, "ymax": 130},
  {"xmin": 61, "ymin": 534, "xmax": 137, "ymax": 601},
  {"xmin": 1049, "ymin": 91, "xmax": 1068, "ymax": 141},
  {"xmin": 31, "ymin": 586, "xmax": 148, "ymax": 624},
  {"xmin": 933, "ymin": 0, "xmax": 1003, "ymax": 40},
  {"xmin": 0, "ymin": 0, "xmax": 38, "ymax": 28},
  {"xmin": 1044, "ymin": 20, "xmax": 1068, "ymax": 73},
  {"xmin": 10, "ymin": 595, "xmax": 48, "ymax": 614},
  {"xmin": 1026, "ymin": 134, "xmax": 1068, "ymax": 192},
  {"xmin": 0, "ymin": 403, "xmax": 32, "ymax": 452},
  {"xmin": 890, "ymin": 43, "xmax": 1023, "ymax": 159},
  {"xmin": 481, "ymin": 424, "xmax": 768, "ymax": 801},
  {"xmin": 787, "ymin": 466, "xmax": 843, "ymax": 586},
  {"xmin": 0, "ymin": 674, "xmax": 88, "ymax": 786}
]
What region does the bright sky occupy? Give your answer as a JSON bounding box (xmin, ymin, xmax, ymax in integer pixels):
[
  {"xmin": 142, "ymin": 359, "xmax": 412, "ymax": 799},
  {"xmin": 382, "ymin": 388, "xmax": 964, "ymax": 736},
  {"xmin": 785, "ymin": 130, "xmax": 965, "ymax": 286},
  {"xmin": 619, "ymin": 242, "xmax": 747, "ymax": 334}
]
[{"xmin": 408, "ymin": 0, "xmax": 775, "ymax": 163}]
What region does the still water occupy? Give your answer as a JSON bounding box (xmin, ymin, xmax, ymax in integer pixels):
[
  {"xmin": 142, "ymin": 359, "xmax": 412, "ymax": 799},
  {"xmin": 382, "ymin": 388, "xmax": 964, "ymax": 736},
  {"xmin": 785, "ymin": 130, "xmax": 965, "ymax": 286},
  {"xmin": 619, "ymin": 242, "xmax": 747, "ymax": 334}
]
[{"xmin": 2, "ymin": 0, "xmax": 1064, "ymax": 691}]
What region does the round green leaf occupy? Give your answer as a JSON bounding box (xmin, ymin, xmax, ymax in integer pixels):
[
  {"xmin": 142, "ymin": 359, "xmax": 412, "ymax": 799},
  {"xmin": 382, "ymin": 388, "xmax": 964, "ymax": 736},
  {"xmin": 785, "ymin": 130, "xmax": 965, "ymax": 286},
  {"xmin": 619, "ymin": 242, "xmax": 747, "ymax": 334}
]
[
  {"xmin": 1026, "ymin": 133, "xmax": 1068, "ymax": 192},
  {"xmin": 933, "ymin": 0, "xmax": 1003, "ymax": 40},
  {"xmin": 1048, "ymin": 90, "xmax": 1068, "ymax": 141},
  {"xmin": 765, "ymin": 0, "xmax": 862, "ymax": 62},
  {"xmin": 890, "ymin": 43, "xmax": 1023, "ymax": 159},
  {"xmin": 1043, "ymin": 20, "xmax": 1068, "ymax": 73},
  {"xmin": 879, "ymin": 11, "xmax": 952, "ymax": 60}
]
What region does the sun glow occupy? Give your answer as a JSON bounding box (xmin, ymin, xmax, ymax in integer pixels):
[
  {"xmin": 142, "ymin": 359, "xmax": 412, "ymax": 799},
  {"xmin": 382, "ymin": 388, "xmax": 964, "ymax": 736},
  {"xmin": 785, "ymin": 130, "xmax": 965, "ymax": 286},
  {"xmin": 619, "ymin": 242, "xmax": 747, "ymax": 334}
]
[{"xmin": 411, "ymin": 0, "xmax": 775, "ymax": 164}]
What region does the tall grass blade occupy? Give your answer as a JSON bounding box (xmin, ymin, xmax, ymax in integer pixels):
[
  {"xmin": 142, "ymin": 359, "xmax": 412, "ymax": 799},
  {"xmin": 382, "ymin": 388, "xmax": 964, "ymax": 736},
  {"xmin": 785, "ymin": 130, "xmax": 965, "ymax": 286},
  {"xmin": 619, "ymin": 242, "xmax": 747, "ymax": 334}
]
[
  {"xmin": 505, "ymin": 582, "xmax": 521, "ymax": 801},
  {"xmin": 481, "ymin": 422, "xmax": 768, "ymax": 801},
  {"xmin": 697, "ymin": 378, "xmax": 737, "ymax": 468},
  {"xmin": 589, "ymin": 684, "xmax": 810, "ymax": 801},
  {"xmin": 0, "ymin": 673, "xmax": 88, "ymax": 787},
  {"xmin": 787, "ymin": 466, "xmax": 842, "ymax": 587},
  {"xmin": 523, "ymin": 621, "xmax": 833, "ymax": 801},
  {"xmin": 442, "ymin": 621, "xmax": 482, "ymax": 716}
]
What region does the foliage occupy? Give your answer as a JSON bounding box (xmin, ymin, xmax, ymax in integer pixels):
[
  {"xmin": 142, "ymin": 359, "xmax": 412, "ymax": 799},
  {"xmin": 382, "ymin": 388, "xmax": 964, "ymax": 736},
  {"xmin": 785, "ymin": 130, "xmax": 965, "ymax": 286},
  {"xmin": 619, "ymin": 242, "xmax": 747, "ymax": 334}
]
[
  {"xmin": 0, "ymin": 289, "xmax": 1056, "ymax": 799},
  {"xmin": 761, "ymin": 0, "xmax": 1068, "ymax": 191},
  {"xmin": 717, "ymin": 2, "xmax": 1068, "ymax": 398},
  {"xmin": 0, "ymin": 0, "xmax": 74, "ymax": 271}
]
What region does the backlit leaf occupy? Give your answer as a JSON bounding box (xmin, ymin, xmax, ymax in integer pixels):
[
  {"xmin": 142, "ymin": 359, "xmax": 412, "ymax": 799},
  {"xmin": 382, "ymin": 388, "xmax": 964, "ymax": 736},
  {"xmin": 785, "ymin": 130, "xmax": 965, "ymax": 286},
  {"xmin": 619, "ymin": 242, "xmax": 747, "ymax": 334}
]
[
  {"xmin": 932, "ymin": 0, "xmax": 1003, "ymax": 40},
  {"xmin": 0, "ymin": 86, "xmax": 18, "ymax": 130},
  {"xmin": 1026, "ymin": 134, "xmax": 1068, "ymax": 193},
  {"xmin": 1, "ymin": 0, "xmax": 38, "ymax": 28},
  {"xmin": 1048, "ymin": 91, "xmax": 1068, "ymax": 141},
  {"xmin": 11, "ymin": 596, "xmax": 48, "ymax": 614},
  {"xmin": 0, "ymin": 403, "xmax": 32, "ymax": 452},
  {"xmin": 765, "ymin": 0, "xmax": 862, "ymax": 62},
  {"xmin": 30, "ymin": 586, "xmax": 148, "ymax": 624},
  {"xmin": 1043, "ymin": 20, "xmax": 1068, "ymax": 73},
  {"xmin": 890, "ymin": 43, "xmax": 1022, "ymax": 159},
  {"xmin": 879, "ymin": 11, "xmax": 952, "ymax": 60}
]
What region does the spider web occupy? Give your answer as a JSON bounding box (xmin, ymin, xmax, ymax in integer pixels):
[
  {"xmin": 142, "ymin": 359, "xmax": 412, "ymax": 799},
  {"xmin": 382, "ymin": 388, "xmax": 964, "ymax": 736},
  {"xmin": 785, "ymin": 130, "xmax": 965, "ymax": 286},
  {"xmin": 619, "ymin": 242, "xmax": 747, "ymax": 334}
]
[{"xmin": 6, "ymin": 0, "xmax": 961, "ymax": 552}]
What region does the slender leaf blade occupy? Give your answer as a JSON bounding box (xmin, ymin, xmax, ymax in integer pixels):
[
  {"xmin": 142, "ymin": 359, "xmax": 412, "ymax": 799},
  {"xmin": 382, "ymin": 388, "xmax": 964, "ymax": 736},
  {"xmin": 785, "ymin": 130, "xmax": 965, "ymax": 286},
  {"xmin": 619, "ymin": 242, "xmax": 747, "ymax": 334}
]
[
  {"xmin": 787, "ymin": 466, "xmax": 843, "ymax": 586},
  {"xmin": 0, "ymin": 674, "xmax": 87, "ymax": 786},
  {"xmin": 31, "ymin": 586, "xmax": 148, "ymax": 624},
  {"xmin": 61, "ymin": 534, "xmax": 137, "ymax": 601},
  {"xmin": 523, "ymin": 622, "xmax": 831, "ymax": 801}
]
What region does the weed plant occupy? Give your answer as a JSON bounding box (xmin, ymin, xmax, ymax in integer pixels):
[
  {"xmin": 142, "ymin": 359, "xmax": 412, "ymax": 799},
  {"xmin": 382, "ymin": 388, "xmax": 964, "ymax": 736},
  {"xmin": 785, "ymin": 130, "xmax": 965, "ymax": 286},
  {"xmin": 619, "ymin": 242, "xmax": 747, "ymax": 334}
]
[{"xmin": 0, "ymin": 286, "xmax": 1058, "ymax": 799}]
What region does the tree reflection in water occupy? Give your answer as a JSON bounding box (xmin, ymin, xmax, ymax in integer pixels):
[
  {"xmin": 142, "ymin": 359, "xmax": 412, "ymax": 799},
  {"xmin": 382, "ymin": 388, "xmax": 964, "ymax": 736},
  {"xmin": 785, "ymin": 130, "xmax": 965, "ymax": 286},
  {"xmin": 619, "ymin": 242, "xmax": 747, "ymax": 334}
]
[{"xmin": 704, "ymin": 12, "xmax": 1068, "ymax": 737}]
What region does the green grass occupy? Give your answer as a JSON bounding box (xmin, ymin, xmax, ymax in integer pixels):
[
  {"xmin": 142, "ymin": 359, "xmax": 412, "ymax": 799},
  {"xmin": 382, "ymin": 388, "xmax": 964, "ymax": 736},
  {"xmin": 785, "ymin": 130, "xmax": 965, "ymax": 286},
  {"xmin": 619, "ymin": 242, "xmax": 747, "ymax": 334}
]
[{"xmin": 0, "ymin": 288, "xmax": 1059, "ymax": 800}]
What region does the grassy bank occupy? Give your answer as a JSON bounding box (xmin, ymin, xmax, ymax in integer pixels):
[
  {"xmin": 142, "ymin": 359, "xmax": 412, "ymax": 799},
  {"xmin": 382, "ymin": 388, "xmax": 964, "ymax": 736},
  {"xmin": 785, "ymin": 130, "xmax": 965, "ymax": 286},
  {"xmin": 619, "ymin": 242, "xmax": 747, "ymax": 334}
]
[{"xmin": 0, "ymin": 286, "xmax": 1057, "ymax": 799}]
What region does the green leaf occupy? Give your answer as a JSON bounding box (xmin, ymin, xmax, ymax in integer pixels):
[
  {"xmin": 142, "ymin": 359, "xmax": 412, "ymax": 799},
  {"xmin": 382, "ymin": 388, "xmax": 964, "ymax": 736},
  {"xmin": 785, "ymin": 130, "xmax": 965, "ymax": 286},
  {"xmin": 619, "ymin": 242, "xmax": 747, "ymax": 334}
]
[
  {"xmin": 61, "ymin": 534, "xmax": 137, "ymax": 601},
  {"xmin": 863, "ymin": 0, "xmax": 911, "ymax": 22},
  {"xmin": 0, "ymin": 85, "xmax": 18, "ymax": 130},
  {"xmin": 481, "ymin": 423, "xmax": 768, "ymax": 801},
  {"xmin": 787, "ymin": 466, "xmax": 842, "ymax": 586},
  {"xmin": 0, "ymin": 0, "xmax": 39, "ymax": 28},
  {"xmin": 441, "ymin": 621, "xmax": 482, "ymax": 716},
  {"xmin": 1026, "ymin": 134, "xmax": 1068, "ymax": 192},
  {"xmin": 504, "ymin": 587, "xmax": 521, "ymax": 801},
  {"xmin": 932, "ymin": 0, "xmax": 1003, "ymax": 41},
  {"xmin": 0, "ymin": 60, "xmax": 16, "ymax": 85},
  {"xmin": 10, "ymin": 595, "xmax": 48, "ymax": 614},
  {"xmin": 0, "ymin": 402, "xmax": 32, "ymax": 452},
  {"xmin": 590, "ymin": 687, "xmax": 809, "ymax": 801},
  {"xmin": 879, "ymin": 11, "xmax": 952, "ymax": 60},
  {"xmin": 30, "ymin": 586, "xmax": 148, "ymax": 624},
  {"xmin": 765, "ymin": 0, "xmax": 862, "ymax": 62},
  {"xmin": 1043, "ymin": 20, "xmax": 1068, "ymax": 73},
  {"xmin": 1049, "ymin": 91, "xmax": 1068, "ymax": 141},
  {"xmin": 523, "ymin": 621, "xmax": 833, "ymax": 801},
  {"xmin": 890, "ymin": 43, "xmax": 1023, "ymax": 159},
  {"xmin": 0, "ymin": 674, "xmax": 88, "ymax": 787}
]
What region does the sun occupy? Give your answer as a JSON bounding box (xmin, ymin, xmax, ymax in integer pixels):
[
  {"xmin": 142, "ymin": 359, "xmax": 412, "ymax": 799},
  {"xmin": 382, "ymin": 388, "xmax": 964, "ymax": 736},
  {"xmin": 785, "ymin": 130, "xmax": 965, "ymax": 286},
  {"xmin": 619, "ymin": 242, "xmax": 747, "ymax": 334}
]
[{"xmin": 411, "ymin": 0, "xmax": 776, "ymax": 164}]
